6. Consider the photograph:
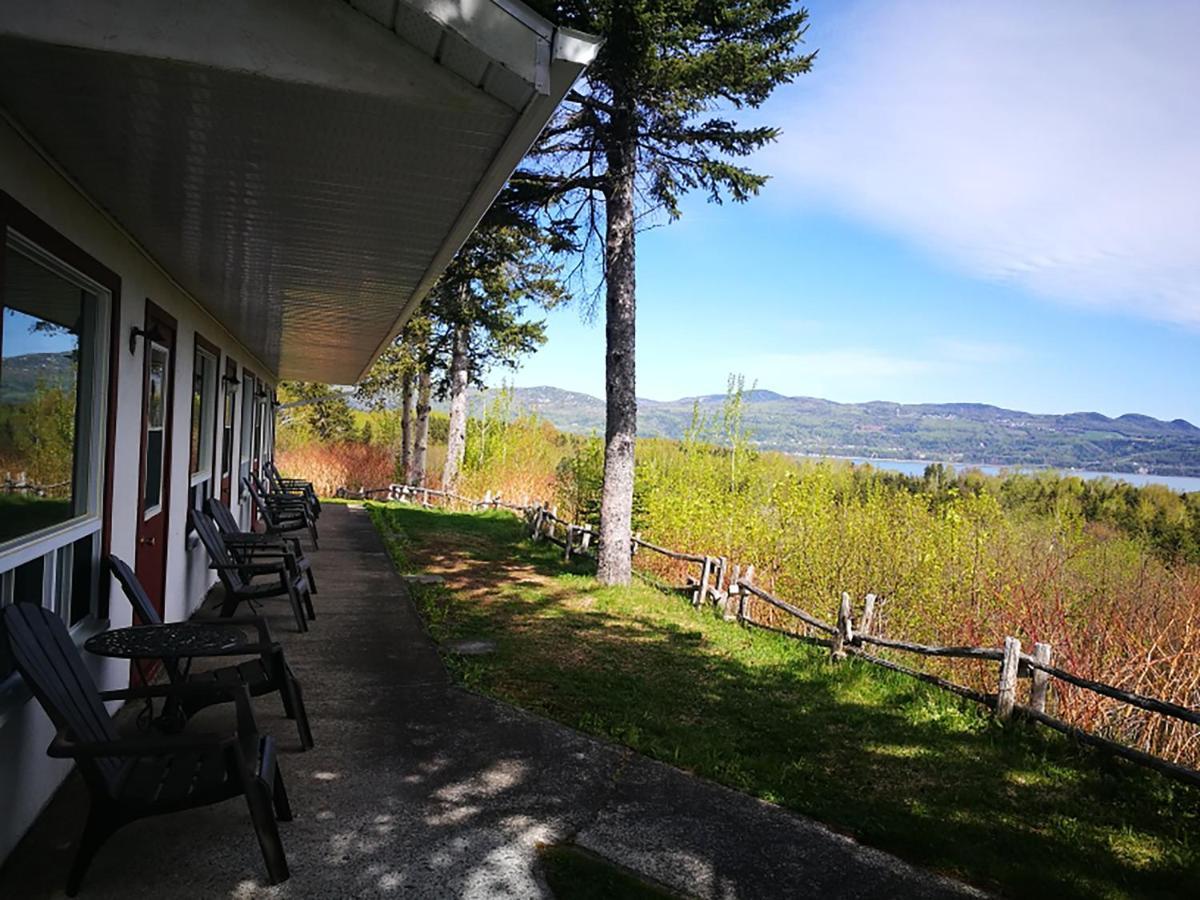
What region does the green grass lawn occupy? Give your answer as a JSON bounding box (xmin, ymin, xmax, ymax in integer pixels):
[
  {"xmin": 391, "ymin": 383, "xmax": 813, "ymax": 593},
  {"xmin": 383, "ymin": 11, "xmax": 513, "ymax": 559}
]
[
  {"xmin": 368, "ymin": 502, "xmax": 1200, "ymax": 899},
  {"xmin": 539, "ymin": 844, "xmax": 681, "ymax": 900},
  {"xmin": 0, "ymin": 493, "xmax": 71, "ymax": 543}
]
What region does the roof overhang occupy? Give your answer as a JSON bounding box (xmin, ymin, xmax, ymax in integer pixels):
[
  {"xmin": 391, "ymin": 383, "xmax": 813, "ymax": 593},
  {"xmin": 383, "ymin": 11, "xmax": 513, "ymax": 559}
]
[{"xmin": 0, "ymin": 0, "xmax": 599, "ymax": 381}]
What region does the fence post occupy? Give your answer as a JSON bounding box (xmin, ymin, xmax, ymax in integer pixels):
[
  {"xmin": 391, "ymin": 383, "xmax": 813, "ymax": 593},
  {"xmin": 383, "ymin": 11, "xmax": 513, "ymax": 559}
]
[
  {"xmin": 564, "ymin": 525, "xmax": 575, "ymax": 561},
  {"xmin": 996, "ymin": 636, "xmax": 1022, "ymax": 720},
  {"xmin": 695, "ymin": 556, "xmax": 713, "ymax": 607},
  {"xmin": 580, "ymin": 529, "xmax": 592, "ymax": 554},
  {"xmin": 860, "ymin": 593, "xmax": 877, "ymax": 637},
  {"xmin": 631, "ymin": 532, "xmax": 641, "ymax": 557},
  {"xmin": 831, "ymin": 592, "xmax": 854, "ymax": 661},
  {"xmin": 1030, "ymin": 641, "xmax": 1052, "ymax": 713},
  {"xmin": 740, "ymin": 565, "xmax": 755, "ymax": 621},
  {"xmin": 730, "ymin": 565, "xmax": 743, "ymax": 622}
]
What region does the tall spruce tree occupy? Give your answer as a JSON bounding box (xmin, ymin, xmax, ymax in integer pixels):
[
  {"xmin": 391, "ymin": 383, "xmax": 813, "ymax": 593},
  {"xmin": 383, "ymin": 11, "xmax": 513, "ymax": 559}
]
[{"xmin": 518, "ymin": 1, "xmax": 815, "ymax": 584}]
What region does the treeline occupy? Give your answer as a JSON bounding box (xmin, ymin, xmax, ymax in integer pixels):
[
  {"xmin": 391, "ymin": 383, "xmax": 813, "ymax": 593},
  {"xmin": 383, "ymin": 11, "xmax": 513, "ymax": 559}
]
[{"xmin": 862, "ymin": 463, "xmax": 1200, "ymax": 566}]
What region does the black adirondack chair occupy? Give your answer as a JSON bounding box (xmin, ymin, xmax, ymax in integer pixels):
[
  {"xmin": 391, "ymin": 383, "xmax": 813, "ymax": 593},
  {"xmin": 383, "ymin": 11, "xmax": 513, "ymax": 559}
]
[
  {"xmin": 191, "ymin": 509, "xmax": 315, "ymax": 633},
  {"xmin": 205, "ymin": 497, "xmax": 318, "ymax": 594},
  {"xmin": 106, "ymin": 555, "xmax": 313, "ymax": 749},
  {"xmin": 264, "ymin": 459, "xmax": 321, "ymax": 518},
  {"xmin": 244, "ymin": 475, "xmax": 319, "ymax": 549},
  {"xmin": 1, "ymin": 603, "xmax": 292, "ymax": 895}
]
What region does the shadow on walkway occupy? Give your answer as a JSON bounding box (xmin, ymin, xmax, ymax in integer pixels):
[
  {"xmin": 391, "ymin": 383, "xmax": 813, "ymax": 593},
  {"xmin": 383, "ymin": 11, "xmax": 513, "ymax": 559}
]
[{"xmin": 0, "ymin": 505, "xmax": 981, "ymax": 899}]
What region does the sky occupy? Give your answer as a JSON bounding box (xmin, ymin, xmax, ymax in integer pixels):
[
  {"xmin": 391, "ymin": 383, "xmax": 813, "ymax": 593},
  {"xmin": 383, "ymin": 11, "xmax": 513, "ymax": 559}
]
[{"xmin": 499, "ymin": 0, "xmax": 1200, "ymax": 424}]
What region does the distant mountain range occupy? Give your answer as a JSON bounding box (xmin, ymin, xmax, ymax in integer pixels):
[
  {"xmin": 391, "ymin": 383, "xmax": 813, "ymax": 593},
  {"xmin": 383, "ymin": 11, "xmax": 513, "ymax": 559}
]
[
  {"xmin": 0, "ymin": 351, "xmax": 76, "ymax": 403},
  {"xmin": 9, "ymin": 349, "xmax": 1195, "ymax": 477},
  {"xmin": 468, "ymin": 385, "xmax": 1200, "ymax": 478}
]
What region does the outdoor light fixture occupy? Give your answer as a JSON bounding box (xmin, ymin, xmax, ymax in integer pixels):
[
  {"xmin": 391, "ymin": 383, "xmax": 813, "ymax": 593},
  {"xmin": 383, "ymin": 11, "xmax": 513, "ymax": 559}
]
[
  {"xmin": 222, "ymin": 373, "xmax": 240, "ymax": 392},
  {"xmin": 129, "ymin": 320, "xmax": 164, "ymax": 354}
]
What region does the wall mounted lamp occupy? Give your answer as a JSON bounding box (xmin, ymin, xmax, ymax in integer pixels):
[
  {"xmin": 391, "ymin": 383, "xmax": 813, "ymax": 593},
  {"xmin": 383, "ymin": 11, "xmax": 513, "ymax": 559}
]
[{"xmin": 128, "ymin": 323, "xmax": 164, "ymax": 355}]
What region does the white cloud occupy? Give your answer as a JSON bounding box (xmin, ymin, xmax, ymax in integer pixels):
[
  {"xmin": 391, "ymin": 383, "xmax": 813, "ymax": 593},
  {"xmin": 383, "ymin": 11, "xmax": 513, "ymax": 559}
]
[{"xmin": 768, "ymin": 0, "xmax": 1200, "ymax": 327}]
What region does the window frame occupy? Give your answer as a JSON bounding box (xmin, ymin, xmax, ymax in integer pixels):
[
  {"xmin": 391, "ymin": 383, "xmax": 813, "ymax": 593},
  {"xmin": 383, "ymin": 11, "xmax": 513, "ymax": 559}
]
[
  {"xmin": 238, "ymin": 369, "xmax": 256, "ymax": 504},
  {"xmin": 142, "ymin": 338, "xmax": 171, "ymax": 521},
  {"xmin": 0, "ymin": 192, "xmax": 120, "ymax": 646},
  {"xmin": 220, "ymin": 356, "xmax": 238, "ymax": 484}
]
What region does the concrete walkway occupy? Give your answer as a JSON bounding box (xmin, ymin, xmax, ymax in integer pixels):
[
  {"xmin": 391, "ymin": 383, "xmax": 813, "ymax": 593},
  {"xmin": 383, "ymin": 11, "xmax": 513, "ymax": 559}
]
[{"xmin": 1, "ymin": 505, "xmax": 984, "ymax": 899}]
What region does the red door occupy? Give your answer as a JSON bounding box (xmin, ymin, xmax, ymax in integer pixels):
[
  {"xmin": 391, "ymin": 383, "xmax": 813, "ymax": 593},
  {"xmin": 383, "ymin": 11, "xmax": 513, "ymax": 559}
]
[
  {"xmin": 220, "ymin": 357, "xmax": 237, "ymax": 506},
  {"xmin": 135, "ymin": 303, "xmax": 176, "ymax": 624}
]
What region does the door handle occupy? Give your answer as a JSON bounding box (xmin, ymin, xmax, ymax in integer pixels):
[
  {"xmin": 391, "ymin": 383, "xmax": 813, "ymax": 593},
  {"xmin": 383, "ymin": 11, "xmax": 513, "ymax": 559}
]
[{"xmin": 139, "ymin": 536, "xmax": 156, "ymax": 546}]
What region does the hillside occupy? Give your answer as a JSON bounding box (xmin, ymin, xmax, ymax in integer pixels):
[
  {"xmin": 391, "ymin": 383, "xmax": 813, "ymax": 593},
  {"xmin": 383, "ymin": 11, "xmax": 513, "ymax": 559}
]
[
  {"xmin": 0, "ymin": 352, "xmax": 76, "ymax": 404},
  {"xmin": 469, "ymin": 385, "xmax": 1200, "ymax": 477}
]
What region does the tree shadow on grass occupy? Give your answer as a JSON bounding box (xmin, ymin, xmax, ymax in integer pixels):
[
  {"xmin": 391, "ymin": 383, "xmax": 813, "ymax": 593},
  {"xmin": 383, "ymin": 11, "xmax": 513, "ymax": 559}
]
[{"xmin": 390, "ymin": 506, "xmax": 1200, "ymax": 900}]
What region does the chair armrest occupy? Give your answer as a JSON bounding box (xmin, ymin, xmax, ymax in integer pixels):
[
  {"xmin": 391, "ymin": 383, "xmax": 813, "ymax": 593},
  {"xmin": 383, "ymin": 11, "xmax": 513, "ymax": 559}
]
[
  {"xmin": 221, "ymin": 533, "xmax": 286, "ymax": 546},
  {"xmin": 230, "ymin": 547, "xmax": 295, "ymax": 558},
  {"xmin": 199, "ymin": 641, "xmax": 280, "ymax": 658},
  {"xmin": 100, "ymin": 682, "xmax": 244, "ymax": 702},
  {"xmin": 49, "ymin": 726, "xmax": 234, "ymax": 758},
  {"xmin": 209, "ymin": 561, "xmax": 286, "ymax": 576}
]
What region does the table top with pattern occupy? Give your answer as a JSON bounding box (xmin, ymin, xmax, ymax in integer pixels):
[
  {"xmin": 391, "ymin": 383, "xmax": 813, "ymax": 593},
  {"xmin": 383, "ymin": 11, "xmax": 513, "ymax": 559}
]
[{"xmin": 85, "ymin": 622, "xmax": 249, "ymax": 660}]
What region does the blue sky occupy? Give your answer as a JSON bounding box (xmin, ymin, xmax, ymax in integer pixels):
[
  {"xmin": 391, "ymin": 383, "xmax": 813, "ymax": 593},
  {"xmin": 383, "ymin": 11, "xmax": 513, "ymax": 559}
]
[{"xmin": 501, "ymin": 0, "xmax": 1200, "ymax": 424}]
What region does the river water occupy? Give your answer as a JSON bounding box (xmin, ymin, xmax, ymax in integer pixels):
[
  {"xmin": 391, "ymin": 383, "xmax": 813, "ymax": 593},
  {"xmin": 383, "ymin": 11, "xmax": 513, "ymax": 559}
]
[{"xmin": 808, "ymin": 457, "xmax": 1200, "ymax": 494}]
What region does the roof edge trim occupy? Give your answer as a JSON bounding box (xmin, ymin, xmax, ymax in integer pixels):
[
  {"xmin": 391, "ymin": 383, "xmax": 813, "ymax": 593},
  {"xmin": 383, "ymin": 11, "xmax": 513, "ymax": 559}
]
[{"xmin": 357, "ymin": 23, "xmax": 601, "ymax": 381}]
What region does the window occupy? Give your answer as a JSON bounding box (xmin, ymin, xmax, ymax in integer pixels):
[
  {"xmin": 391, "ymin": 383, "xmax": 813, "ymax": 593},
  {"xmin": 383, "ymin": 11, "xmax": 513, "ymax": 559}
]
[
  {"xmin": 188, "ymin": 340, "xmax": 218, "ymax": 514},
  {"xmin": 0, "ymin": 229, "xmax": 110, "ymax": 626},
  {"xmin": 239, "ymin": 371, "xmax": 255, "ymax": 500},
  {"xmin": 142, "ymin": 342, "xmax": 168, "ymax": 516},
  {"xmin": 252, "ymin": 390, "xmax": 266, "ymax": 470},
  {"xmin": 221, "ymin": 362, "xmax": 236, "ymax": 482}
]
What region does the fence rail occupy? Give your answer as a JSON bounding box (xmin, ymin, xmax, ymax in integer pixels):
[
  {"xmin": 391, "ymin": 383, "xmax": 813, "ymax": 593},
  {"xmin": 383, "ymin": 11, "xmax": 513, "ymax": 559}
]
[{"xmin": 345, "ymin": 483, "xmax": 1200, "ymax": 788}]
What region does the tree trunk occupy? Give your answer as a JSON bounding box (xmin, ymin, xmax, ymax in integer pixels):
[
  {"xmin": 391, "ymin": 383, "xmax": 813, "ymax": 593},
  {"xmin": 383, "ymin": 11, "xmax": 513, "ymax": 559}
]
[
  {"xmin": 411, "ymin": 369, "xmax": 432, "ymax": 487},
  {"xmin": 596, "ymin": 142, "xmax": 638, "ymax": 586},
  {"xmin": 400, "ymin": 371, "xmax": 413, "ymax": 484},
  {"xmin": 441, "ymin": 325, "xmax": 470, "ymax": 491}
]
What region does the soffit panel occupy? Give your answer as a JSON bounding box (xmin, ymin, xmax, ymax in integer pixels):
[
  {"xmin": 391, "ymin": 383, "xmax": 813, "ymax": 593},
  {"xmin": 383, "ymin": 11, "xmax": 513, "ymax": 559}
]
[{"xmin": 0, "ymin": 37, "xmax": 517, "ymax": 382}]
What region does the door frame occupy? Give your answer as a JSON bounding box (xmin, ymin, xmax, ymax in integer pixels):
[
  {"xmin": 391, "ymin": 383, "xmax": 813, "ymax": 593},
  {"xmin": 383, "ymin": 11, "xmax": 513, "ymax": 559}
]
[{"xmin": 133, "ymin": 299, "xmax": 177, "ymax": 623}]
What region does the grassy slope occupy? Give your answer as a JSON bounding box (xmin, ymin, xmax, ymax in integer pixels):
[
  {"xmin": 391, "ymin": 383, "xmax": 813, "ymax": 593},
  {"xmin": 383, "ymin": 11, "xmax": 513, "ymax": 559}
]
[
  {"xmin": 369, "ymin": 503, "xmax": 1200, "ymax": 899},
  {"xmin": 0, "ymin": 494, "xmax": 72, "ymax": 543},
  {"xmin": 538, "ymin": 844, "xmax": 681, "ymax": 900}
]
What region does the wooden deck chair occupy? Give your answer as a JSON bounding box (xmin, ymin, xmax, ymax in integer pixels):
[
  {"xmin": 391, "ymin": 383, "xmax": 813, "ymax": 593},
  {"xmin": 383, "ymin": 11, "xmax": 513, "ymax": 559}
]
[
  {"xmin": 206, "ymin": 497, "xmax": 318, "ymax": 594},
  {"xmin": 106, "ymin": 555, "xmax": 313, "ymax": 749},
  {"xmin": 1, "ymin": 603, "xmax": 292, "ymax": 895},
  {"xmin": 244, "ymin": 475, "xmax": 319, "ymax": 550},
  {"xmin": 264, "ymin": 459, "xmax": 321, "ymax": 518},
  {"xmin": 191, "ymin": 509, "xmax": 314, "ymax": 632}
]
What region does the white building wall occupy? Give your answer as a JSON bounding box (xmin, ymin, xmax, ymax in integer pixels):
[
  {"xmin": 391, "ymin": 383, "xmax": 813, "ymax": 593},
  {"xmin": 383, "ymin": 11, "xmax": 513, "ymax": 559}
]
[{"xmin": 0, "ymin": 115, "xmax": 277, "ymax": 863}]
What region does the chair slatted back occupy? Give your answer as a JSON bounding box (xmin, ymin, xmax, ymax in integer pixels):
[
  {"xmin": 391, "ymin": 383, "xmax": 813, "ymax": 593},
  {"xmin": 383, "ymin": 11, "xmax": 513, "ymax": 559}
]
[
  {"xmin": 264, "ymin": 460, "xmax": 285, "ymax": 494},
  {"xmin": 205, "ymin": 497, "xmax": 241, "ymax": 537},
  {"xmin": 243, "ymin": 476, "xmax": 283, "ymax": 530},
  {"xmin": 2, "ymin": 603, "xmax": 124, "ymax": 793},
  {"xmin": 190, "ymin": 509, "xmax": 248, "ymax": 592},
  {"xmin": 105, "ymin": 554, "xmax": 186, "ymax": 686},
  {"xmin": 105, "ymin": 554, "xmax": 162, "ymax": 626}
]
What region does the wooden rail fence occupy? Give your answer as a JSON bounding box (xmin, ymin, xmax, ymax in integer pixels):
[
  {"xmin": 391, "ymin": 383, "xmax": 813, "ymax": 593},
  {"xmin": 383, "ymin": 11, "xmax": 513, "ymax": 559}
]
[{"xmin": 346, "ymin": 485, "xmax": 1200, "ymax": 788}]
